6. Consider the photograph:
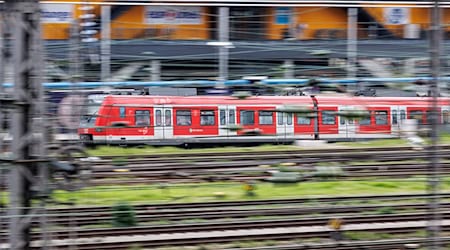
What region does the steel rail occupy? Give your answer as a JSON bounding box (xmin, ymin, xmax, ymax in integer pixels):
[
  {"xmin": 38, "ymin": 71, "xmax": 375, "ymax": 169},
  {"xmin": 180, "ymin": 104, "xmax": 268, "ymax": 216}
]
[
  {"xmin": 4, "ymin": 210, "xmax": 449, "ymax": 241},
  {"xmin": 3, "ymin": 202, "xmax": 450, "ymax": 229},
  {"xmin": 24, "ymin": 221, "xmax": 450, "ymax": 249}
]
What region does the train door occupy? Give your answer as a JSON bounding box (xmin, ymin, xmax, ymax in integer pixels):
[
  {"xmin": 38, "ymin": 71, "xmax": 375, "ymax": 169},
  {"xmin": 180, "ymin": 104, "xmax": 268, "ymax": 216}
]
[
  {"xmin": 338, "ymin": 106, "xmax": 357, "ymax": 139},
  {"xmin": 154, "ymin": 105, "xmax": 173, "ymax": 139},
  {"xmin": 276, "ymin": 111, "xmax": 294, "ymax": 139},
  {"xmin": 218, "ymin": 106, "xmax": 237, "ymax": 137},
  {"xmin": 390, "ymin": 106, "xmax": 403, "ymax": 137}
]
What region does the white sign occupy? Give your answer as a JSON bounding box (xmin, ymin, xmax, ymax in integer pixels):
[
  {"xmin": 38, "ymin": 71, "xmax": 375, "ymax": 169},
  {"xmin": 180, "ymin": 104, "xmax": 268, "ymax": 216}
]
[
  {"xmin": 384, "ymin": 7, "xmax": 409, "ymax": 25},
  {"xmin": 145, "ymin": 6, "xmax": 202, "ymax": 24},
  {"xmin": 41, "ymin": 4, "xmax": 73, "ymax": 23}
]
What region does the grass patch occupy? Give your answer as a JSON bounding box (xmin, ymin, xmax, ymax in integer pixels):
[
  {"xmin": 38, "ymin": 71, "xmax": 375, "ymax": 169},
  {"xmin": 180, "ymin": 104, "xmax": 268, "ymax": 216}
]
[
  {"xmin": 87, "ymin": 144, "xmax": 300, "ymax": 156},
  {"xmin": 48, "ymin": 177, "xmax": 450, "ymax": 206}
]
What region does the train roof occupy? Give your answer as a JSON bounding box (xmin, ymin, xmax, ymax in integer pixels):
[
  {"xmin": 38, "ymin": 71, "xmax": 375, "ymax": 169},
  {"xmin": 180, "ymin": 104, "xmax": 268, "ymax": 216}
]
[{"xmin": 101, "ymin": 95, "xmax": 450, "ymax": 107}]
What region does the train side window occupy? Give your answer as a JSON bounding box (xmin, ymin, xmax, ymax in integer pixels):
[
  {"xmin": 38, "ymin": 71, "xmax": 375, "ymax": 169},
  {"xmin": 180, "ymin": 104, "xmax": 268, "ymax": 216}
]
[
  {"xmin": 165, "ymin": 110, "xmax": 171, "ymax": 126},
  {"xmin": 375, "ymin": 111, "xmax": 388, "ymax": 125},
  {"xmin": 229, "ymin": 110, "xmax": 235, "ymax": 124},
  {"xmin": 322, "ymin": 111, "xmax": 336, "ymax": 125},
  {"xmin": 240, "ymin": 110, "xmax": 254, "ymax": 125},
  {"xmin": 426, "ymin": 110, "xmax": 433, "ymax": 125},
  {"xmin": 444, "ymin": 111, "xmax": 450, "ymax": 124},
  {"xmin": 259, "ymin": 111, "xmax": 273, "ymax": 125},
  {"xmin": 392, "ymin": 110, "xmax": 398, "ymax": 125},
  {"xmin": 359, "ymin": 112, "xmax": 371, "ymax": 125},
  {"xmin": 176, "ymin": 110, "xmax": 191, "ymax": 126},
  {"xmin": 340, "ymin": 117, "xmax": 345, "ymax": 125},
  {"xmin": 155, "ymin": 110, "xmax": 162, "ymax": 126},
  {"xmin": 119, "ymin": 107, "xmax": 126, "ymax": 119},
  {"xmin": 400, "ymin": 110, "xmax": 406, "ymax": 120},
  {"xmin": 297, "ymin": 115, "xmax": 310, "ymax": 125},
  {"xmin": 135, "ymin": 110, "xmax": 150, "ymax": 126},
  {"xmin": 220, "ymin": 109, "xmax": 226, "ymax": 125},
  {"xmin": 277, "ymin": 112, "xmax": 284, "ymax": 125},
  {"xmin": 286, "ymin": 113, "xmax": 293, "ymax": 125},
  {"xmin": 409, "ymin": 110, "xmax": 423, "ymax": 124},
  {"xmin": 200, "ymin": 110, "xmax": 215, "ymax": 126}
]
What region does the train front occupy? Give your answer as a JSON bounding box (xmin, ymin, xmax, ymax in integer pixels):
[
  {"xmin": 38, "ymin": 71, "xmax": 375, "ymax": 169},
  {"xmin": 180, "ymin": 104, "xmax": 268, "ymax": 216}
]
[{"xmin": 78, "ymin": 94, "xmax": 105, "ymax": 144}]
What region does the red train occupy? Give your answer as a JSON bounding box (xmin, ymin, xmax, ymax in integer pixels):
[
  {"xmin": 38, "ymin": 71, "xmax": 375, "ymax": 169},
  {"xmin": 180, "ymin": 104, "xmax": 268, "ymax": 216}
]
[{"xmin": 77, "ymin": 95, "xmax": 450, "ymax": 145}]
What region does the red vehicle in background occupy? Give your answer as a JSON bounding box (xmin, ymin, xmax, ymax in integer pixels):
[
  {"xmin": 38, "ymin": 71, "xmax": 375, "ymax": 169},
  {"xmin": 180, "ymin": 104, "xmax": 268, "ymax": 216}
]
[{"xmin": 78, "ymin": 95, "xmax": 450, "ymax": 146}]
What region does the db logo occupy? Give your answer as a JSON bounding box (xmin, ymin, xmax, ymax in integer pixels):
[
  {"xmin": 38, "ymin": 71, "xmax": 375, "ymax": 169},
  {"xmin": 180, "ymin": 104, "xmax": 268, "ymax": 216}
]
[{"xmin": 139, "ymin": 127, "xmax": 149, "ymax": 135}]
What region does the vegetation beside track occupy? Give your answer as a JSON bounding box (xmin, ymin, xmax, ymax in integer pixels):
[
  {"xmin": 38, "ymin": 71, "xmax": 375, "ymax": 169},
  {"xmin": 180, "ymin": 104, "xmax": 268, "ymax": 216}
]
[
  {"xmin": 85, "ymin": 133, "xmax": 450, "ymax": 156},
  {"xmin": 52, "ymin": 177, "xmax": 450, "ymax": 206}
]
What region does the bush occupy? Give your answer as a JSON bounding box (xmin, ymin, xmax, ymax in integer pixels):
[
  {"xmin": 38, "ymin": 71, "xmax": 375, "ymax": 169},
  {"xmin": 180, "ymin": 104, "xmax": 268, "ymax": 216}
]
[{"xmin": 112, "ymin": 202, "xmax": 137, "ymax": 227}]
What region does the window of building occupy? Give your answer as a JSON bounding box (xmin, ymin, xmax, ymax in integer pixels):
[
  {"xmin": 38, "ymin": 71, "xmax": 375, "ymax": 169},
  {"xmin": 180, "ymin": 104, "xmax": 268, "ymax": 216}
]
[
  {"xmin": 119, "ymin": 107, "xmax": 126, "ymax": 119},
  {"xmin": 155, "ymin": 110, "xmax": 162, "ymax": 126},
  {"xmin": 200, "ymin": 110, "xmax": 215, "ymax": 126},
  {"xmin": 322, "ymin": 111, "xmax": 336, "ymax": 125},
  {"xmin": 375, "ymin": 111, "xmax": 388, "ymax": 125},
  {"xmin": 240, "ymin": 110, "xmax": 254, "ymax": 125},
  {"xmin": 176, "ymin": 110, "xmax": 191, "ymax": 126},
  {"xmin": 135, "ymin": 110, "xmax": 150, "ymax": 126},
  {"xmin": 297, "ymin": 115, "xmax": 310, "ymax": 125},
  {"xmin": 392, "ymin": 110, "xmax": 398, "ymax": 125},
  {"xmin": 164, "ymin": 110, "xmax": 171, "ymax": 126},
  {"xmin": 229, "ymin": 109, "xmax": 235, "ymax": 124},
  {"xmin": 259, "ymin": 111, "xmax": 273, "ymax": 125}
]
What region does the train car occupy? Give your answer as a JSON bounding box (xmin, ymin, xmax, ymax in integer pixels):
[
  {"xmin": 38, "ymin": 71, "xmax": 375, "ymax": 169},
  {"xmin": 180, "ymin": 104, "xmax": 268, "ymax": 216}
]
[{"xmin": 77, "ymin": 95, "xmax": 450, "ymax": 146}]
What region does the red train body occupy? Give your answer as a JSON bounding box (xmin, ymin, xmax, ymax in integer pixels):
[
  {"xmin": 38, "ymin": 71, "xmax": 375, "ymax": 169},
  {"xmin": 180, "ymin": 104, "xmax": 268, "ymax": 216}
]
[{"xmin": 77, "ymin": 95, "xmax": 450, "ymax": 145}]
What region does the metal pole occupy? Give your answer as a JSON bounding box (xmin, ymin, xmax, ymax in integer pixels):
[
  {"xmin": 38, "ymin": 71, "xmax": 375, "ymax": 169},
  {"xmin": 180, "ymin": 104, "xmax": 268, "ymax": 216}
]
[
  {"xmin": 427, "ymin": 1, "xmax": 441, "ymax": 249},
  {"xmin": 0, "ymin": 6, "xmax": 7, "ymax": 154},
  {"xmin": 5, "ymin": 0, "xmax": 47, "ymax": 249},
  {"xmin": 151, "ymin": 60, "xmax": 161, "ymax": 81},
  {"xmin": 218, "ymin": 7, "xmax": 229, "ymax": 87},
  {"xmin": 101, "ymin": 5, "xmax": 111, "ymax": 82},
  {"xmin": 347, "ymin": 8, "xmax": 357, "ymax": 83},
  {"xmin": 283, "ymin": 60, "xmax": 295, "ymax": 78},
  {"xmin": 69, "ymin": 20, "xmax": 80, "ymax": 80}
]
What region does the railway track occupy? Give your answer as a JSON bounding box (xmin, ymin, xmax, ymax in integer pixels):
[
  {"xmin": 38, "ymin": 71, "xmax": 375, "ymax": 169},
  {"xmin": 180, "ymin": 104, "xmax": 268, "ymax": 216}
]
[
  {"xmin": 3, "ymin": 194, "xmax": 450, "ymax": 238},
  {"xmin": 19, "ymin": 210, "xmax": 450, "ymax": 240},
  {"xmin": 19, "ymin": 215, "xmax": 450, "ymax": 249},
  {"xmin": 78, "ymin": 146, "xmax": 450, "ymax": 185}
]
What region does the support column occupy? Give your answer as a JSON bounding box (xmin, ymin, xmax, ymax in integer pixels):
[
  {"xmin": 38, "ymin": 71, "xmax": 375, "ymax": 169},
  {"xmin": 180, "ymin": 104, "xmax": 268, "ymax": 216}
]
[
  {"xmin": 5, "ymin": 0, "xmax": 47, "ymax": 249},
  {"xmin": 347, "ymin": 8, "xmax": 357, "ymax": 81},
  {"xmin": 151, "ymin": 60, "xmax": 161, "ymax": 81},
  {"xmin": 427, "ymin": 1, "xmax": 441, "ymax": 249},
  {"xmin": 101, "ymin": 5, "xmax": 111, "ymax": 82},
  {"xmin": 283, "ymin": 60, "xmax": 294, "ymax": 78},
  {"xmin": 218, "ymin": 7, "xmax": 229, "ymax": 87}
]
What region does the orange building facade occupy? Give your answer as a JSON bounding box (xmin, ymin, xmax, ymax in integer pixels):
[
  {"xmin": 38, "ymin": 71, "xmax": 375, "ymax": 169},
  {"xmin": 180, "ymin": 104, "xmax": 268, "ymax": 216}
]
[{"xmin": 41, "ymin": 3, "xmax": 450, "ymax": 40}]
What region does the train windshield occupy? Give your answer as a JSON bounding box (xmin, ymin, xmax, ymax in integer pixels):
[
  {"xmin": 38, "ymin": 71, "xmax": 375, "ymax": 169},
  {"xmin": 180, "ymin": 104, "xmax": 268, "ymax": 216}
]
[{"xmin": 79, "ymin": 95, "xmax": 104, "ymax": 127}]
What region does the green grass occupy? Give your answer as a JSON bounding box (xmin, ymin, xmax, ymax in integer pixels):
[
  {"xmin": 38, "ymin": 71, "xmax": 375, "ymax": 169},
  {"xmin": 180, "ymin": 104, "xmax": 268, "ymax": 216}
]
[
  {"xmin": 50, "ymin": 178, "xmax": 450, "ymax": 206},
  {"xmin": 87, "ymin": 144, "xmax": 300, "ymax": 156},
  {"xmin": 87, "ymin": 133, "xmax": 450, "ymax": 157}
]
